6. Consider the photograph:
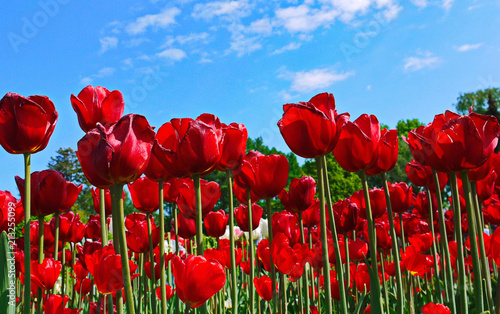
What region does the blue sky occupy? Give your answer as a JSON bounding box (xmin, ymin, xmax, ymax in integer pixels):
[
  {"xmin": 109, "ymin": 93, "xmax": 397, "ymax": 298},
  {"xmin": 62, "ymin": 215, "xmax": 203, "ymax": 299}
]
[{"xmin": 1, "ymin": 0, "xmax": 499, "ymax": 195}]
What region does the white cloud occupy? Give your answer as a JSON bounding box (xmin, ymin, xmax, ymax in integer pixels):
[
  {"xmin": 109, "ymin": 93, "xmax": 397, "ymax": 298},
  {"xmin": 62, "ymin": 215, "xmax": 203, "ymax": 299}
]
[
  {"xmin": 442, "ymin": 0, "xmax": 454, "ymax": 10},
  {"xmin": 275, "ymin": 5, "xmax": 338, "ymax": 33},
  {"xmin": 228, "ymin": 34, "xmax": 262, "ymax": 57},
  {"xmin": 96, "ymin": 67, "xmax": 116, "ymax": 77},
  {"xmin": 126, "ymin": 7, "xmax": 181, "ymax": 35},
  {"xmin": 410, "ymin": 0, "xmax": 427, "ymax": 7},
  {"xmin": 165, "ymin": 32, "xmax": 211, "ymax": 46},
  {"xmin": 272, "ymin": 42, "xmax": 301, "ymax": 54},
  {"xmin": 280, "ymin": 68, "xmax": 354, "ymax": 93},
  {"xmin": 99, "ymin": 36, "xmax": 118, "ymax": 54},
  {"xmin": 403, "ymin": 52, "xmax": 441, "ymax": 71},
  {"xmin": 157, "ymin": 48, "xmax": 187, "ymax": 60},
  {"xmin": 247, "ymin": 17, "xmax": 274, "ymax": 35},
  {"xmin": 366, "ymin": 85, "xmax": 371, "ymax": 90},
  {"xmin": 192, "ymin": 1, "xmax": 252, "ymax": 20},
  {"xmin": 317, "ymin": 0, "xmax": 401, "ymax": 22},
  {"xmin": 80, "ymin": 77, "xmax": 93, "ymax": 85},
  {"xmin": 123, "ymin": 37, "xmax": 150, "ymax": 48},
  {"xmin": 455, "ymin": 43, "xmax": 483, "ymax": 52}
]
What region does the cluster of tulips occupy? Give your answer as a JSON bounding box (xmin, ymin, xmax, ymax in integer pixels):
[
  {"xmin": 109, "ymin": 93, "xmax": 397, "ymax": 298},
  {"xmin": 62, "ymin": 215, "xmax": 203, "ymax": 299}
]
[{"xmin": 1, "ymin": 87, "xmax": 500, "ymax": 314}]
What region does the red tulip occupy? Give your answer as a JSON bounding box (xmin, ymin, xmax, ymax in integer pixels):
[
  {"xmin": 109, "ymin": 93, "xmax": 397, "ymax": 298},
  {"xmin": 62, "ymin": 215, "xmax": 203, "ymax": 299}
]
[
  {"xmin": 0, "ymin": 190, "xmax": 23, "ymax": 233},
  {"xmin": 163, "ymin": 178, "xmax": 183, "ymax": 203},
  {"xmin": 348, "ymin": 239, "xmax": 368, "ymax": 262},
  {"xmin": 233, "ymin": 180, "xmax": 260, "ymax": 204},
  {"xmin": 175, "ymin": 213, "xmax": 196, "ymax": 239},
  {"xmin": 405, "ymin": 159, "xmax": 448, "ymax": 190},
  {"xmin": 44, "ymin": 294, "xmax": 80, "ymax": 314},
  {"xmin": 333, "ymin": 114, "xmax": 380, "ymax": 172},
  {"xmin": 15, "ymin": 169, "xmax": 82, "ymax": 217},
  {"xmin": 240, "ymin": 153, "xmax": 289, "ymax": 199},
  {"xmin": 271, "ymin": 232, "xmax": 310, "ymax": 276},
  {"xmin": 70, "ymin": 85, "xmax": 124, "ymax": 133},
  {"xmin": 331, "ymin": 198, "xmax": 358, "ymax": 234},
  {"xmin": 408, "ymin": 232, "xmax": 433, "ymax": 253},
  {"xmin": 217, "ymin": 122, "xmax": 248, "ymax": 171},
  {"xmin": 302, "ymin": 200, "xmax": 321, "ymax": 228},
  {"xmin": 0, "ymin": 92, "xmax": 58, "ymax": 154},
  {"xmin": 484, "ymin": 195, "xmax": 500, "ymax": 225},
  {"xmin": 388, "ymin": 182, "xmax": 413, "ymax": 213},
  {"xmin": 278, "ymin": 92, "xmax": 348, "ymax": 158},
  {"xmin": 172, "ymin": 255, "xmax": 226, "ymax": 308},
  {"xmin": 219, "ymin": 239, "xmax": 242, "ymax": 269},
  {"xmin": 77, "ymin": 114, "xmax": 155, "ymax": 188},
  {"xmin": 254, "ymin": 275, "xmax": 277, "ymax": 301},
  {"xmin": 257, "ymin": 239, "xmax": 271, "ymax": 272},
  {"xmin": 401, "ymin": 245, "xmax": 433, "ymax": 276},
  {"xmin": 91, "ymin": 188, "xmax": 117, "ymax": 216},
  {"xmin": 234, "ymin": 203, "xmax": 263, "ymax": 232},
  {"xmin": 421, "ymin": 303, "xmax": 451, "ymax": 314},
  {"xmin": 413, "ymin": 191, "xmax": 438, "ymax": 219},
  {"xmin": 50, "ymin": 211, "xmax": 86, "ymax": 243},
  {"xmin": 152, "ymin": 114, "xmax": 223, "ymax": 178},
  {"xmin": 177, "ymin": 178, "xmax": 221, "ymax": 219},
  {"xmin": 366, "ymin": 128, "xmax": 398, "ymax": 176},
  {"xmin": 351, "ymin": 188, "xmax": 386, "ymax": 219},
  {"xmin": 272, "ymin": 210, "xmax": 301, "ymax": 245},
  {"xmin": 72, "ymin": 258, "xmax": 89, "ymax": 281},
  {"xmin": 475, "ymin": 170, "xmax": 497, "ymax": 203},
  {"xmin": 125, "ymin": 213, "xmax": 160, "ymax": 253},
  {"xmin": 156, "ymin": 284, "xmax": 175, "ymax": 301},
  {"xmin": 232, "ymin": 151, "xmax": 263, "ymax": 190},
  {"xmin": 85, "ymin": 215, "xmax": 103, "ymax": 241},
  {"xmin": 128, "ymin": 177, "xmax": 160, "ymax": 213},
  {"xmin": 76, "ymin": 278, "xmax": 93, "ymax": 296},
  {"xmin": 144, "ymin": 151, "xmax": 172, "ymax": 182},
  {"xmin": 31, "ymin": 257, "xmax": 62, "ymax": 290},
  {"xmin": 204, "ymin": 210, "xmax": 229, "ymax": 238},
  {"xmin": 279, "ymin": 176, "xmax": 316, "ymax": 213},
  {"xmin": 354, "ymin": 263, "xmax": 371, "ymax": 293}
]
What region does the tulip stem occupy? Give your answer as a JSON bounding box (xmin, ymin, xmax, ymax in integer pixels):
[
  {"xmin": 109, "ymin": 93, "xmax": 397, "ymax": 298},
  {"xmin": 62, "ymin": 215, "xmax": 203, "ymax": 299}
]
[
  {"xmin": 381, "ymin": 173, "xmax": 404, "ymax": 313},
  {"xmin": 265, "ymin": 198, "xmax": 278, "ymax": 313},
  {"xmin": 314, "ymin": 157, "xmax": 332, "ymax": 314},
  {"xmin": 99, "ymin": 190, "xmax": 109, "ymax": 245},
  {"xmin": 226, "ymin": 170, "xmax": 238, "ymax": 313},
  {"xmin": 308, "ymin": 228, "xmax": 315, "ymax": 307},
  {"xmin": 359, "ymin": 170, "xmax": 383, "ymax": 314},
  {"xmin": 449, "ymin": 173, "xmax": 468, "ymax": 314},
  {"xmin": 36, "ymin": 216, "xmax": 44, "ymax": 314},
  {"xmin": 321, "ymin": 155, "xmax": 348, "ymax": 314},
  {"xmin": 460, "ymin": 171, "xmax": 484, "ymax": 312},
  {"xmin": 158, "ymin": 181, "xmax": 168, "ymax": 314},
  {"xmin": 111, "ymin": 184, "xmax": 136, "ymax": 314},
  {"xmin": 53, "ymin": 212, "xmax": 60, "ymax": 261},
  {"xmin": 432, "ymin": 170, "xmax": 456, "ymax": 314},
  {"xmin": 147, "ymin": 214, "xmax": 157, "ymax": 314},
  {"xmin": 193, "ymin": 175, "xmax": 204, "ymax": 256},
  {"xmin": 298, "ymin": 213, "xmax": 310, "ymax": 313},
  {"xmin": 247, "ymin": 190, "xmax": 255, "ymax": 314},
  {"xmin": 23, "ymin": 153, "xmax": 31, "ymax": 314}
]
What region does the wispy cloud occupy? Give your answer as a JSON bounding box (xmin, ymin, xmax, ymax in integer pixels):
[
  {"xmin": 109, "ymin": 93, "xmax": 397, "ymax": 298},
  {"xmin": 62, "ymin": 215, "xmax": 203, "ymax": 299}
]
[
  {"xmin": 455, "ymin": 43, "xmax": 483, "ymax": 52},
  {"xmin": 99, "ymin": 36, "xmax": 118, "ymax": 54},
  {"xmin": 275, "ymin": 5, "xmax": 338, "ymax": 33},
  {"xmin": 164, "ymin": 32, "xmax": 211, "ymax": 47},
  {"xmin": 272, "ymin": 42, "xmax": 301, "ymax": 55},
  {"xmin": 192, "ymin": 1, "xmax": 252, "ymax": 20},
  {"xmin": 442, "ymin": 0, "xmax": 454, "ymax": 10},
  {"xmin": 126, "ymin": 7, "xmax": 181, "ymax": 35},
  {"xmin": 156, "ymin": 48, "xmax": 187, "ymax": 61},
  {"xmin": 227, "ymin": 34, "xmax": 262, "ymax": 57},
  {"xmin": 280, "ymin": 67, "xmax": 354, "ymax": 93},
  {"xmin": 403, "ymin": 51, "xmax": 441, "ymax": 71},
  {"xmin": 410, "ymin": 0, "xmax": 427, "ymax": 8},
  {"xmin": 79, "ymin": 67, "xmax": 116, "ymax": 84}
]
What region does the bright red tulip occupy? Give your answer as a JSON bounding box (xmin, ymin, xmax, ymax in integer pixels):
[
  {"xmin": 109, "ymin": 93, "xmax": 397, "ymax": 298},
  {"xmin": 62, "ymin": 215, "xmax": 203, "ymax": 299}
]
[
  {"xmin": 302, "ymin": 200, "xmax": 321, "ymax": 228},
  {"xmin": 331, "ymin": 198, "xmax": 358, "ymax": 234},
  {"xmin": 366, "ymin": 128, "xmax": 398, "ymax": 175},
  {"xmin": 348, "ymin": 239, "xmax": 368, "ymax": 262},
  {"xmin": 204, "ymin": 210, "xmax": 229, "ymax": 238},
  {"xmin": 85, "ymin": 215, "xmax": 103, "ymax": 241},
  {"xmin": 271, "ymin": 232, "xmax": 310, "ymax": 276},
  {"xmin": 15, "ymin": 169, "xmax": 82, "ymax": 217},
  {"xmin": 156, "ymin": 284, "xmax": 175, "ymax": 301},
  {"xmin": 91, "ymin": 188, "xmax": 118, "ymax": 216},
  {"xmin": 351, "ymin": 188, "xmax": 386, "ymax": 219},
  {"xmin": 388, "ymin": 182, "xmax": 413, "ymax": 213},
  {"xmin": 257, "ymin": 239, "xmax": 271, "ymax": 272},
  {"xmin": 232, "ymin": 150, "xmax": 263, "ymax": 190},
  {"xmin": 177, "ymin": 178, "xmax": 221, "ymax": 219},
  {"xmin": 333, "ymin": 114, "xmax": 380, "ymax": 172},
  {"xmin": 217, "ymin": 122, "xmax": 248, "ymax": 171},
  {"xmin": 144, "ymin": 151, "xmax": 173, "ymax": 182},
  {"xmin": 77, "ymin": 114, "xmax": 155, "ymax": 188},
  {"xmin": 279, "ymin": 176, "xmax": 316, "ymax": 213},
  {"xmin": 405, "ymin": 159, "xmax": 448, "ymax": 190},
  {"xmin": 31, "ymin": 257, "xmax": 62, "ymax": 290},
  {"xmin": 152, "ymin": 114, "xmax": 223, "ymax": 178},
  {"xmin": 0, "ymin": 190, "xmax": 23, "ymax": 233},
  {"xmin": 421, "ymin": 303, "xmax": 451, "ymax": 314},
  {"xmin": 50, "ymin": 211, "xmax": 86, "ymax": 243},
  {"xmin": 44, "ymin": 294, "xmax": 80, "ymax": 314},
  {"xmin": 233, "ymin": 180, "xmax": 260, "ymax": 204},
  {"xmin": 70, "ymin": 85, "xmax": 124, "ymax": 133},
  {"xmin": 234, "ymin": 203, "xmax": 263, "ymax": 232},
  {"xmin": 475, "ymin": 170, "xmax": 497, "ymax": 203},
  {"xmin": 254, "ymin": 275, "xmax": 277, "ymax": 301},
  {"xmin": 401, "ymin": 245, "xmax": 433, "ymax": 276},
  {"xmin": 0, "ymin": 92, "xmax": 58, "ymax": 154},
  {"xmin": 240, "ymin": 153, "xmax": 289, "ymax": 199},
  {"xmin": 272, "ymin": 210, "xmax": 301, "ymax": 245},
  {"xmin": 278, "ymin": 92, "xmax": 348, "ymax": 158},
  {"xmin": 408, "ymin": 232, "xmax": 433, "ymax": 253},
  {"xmin": 128, "ymin": 176, "xmax": 160, "ymax": 213},
  {"xmin": 172, "ymin": 255, "xmax": 226, "ymax": 308},
  {"xmin": 175, "ymin": 213, "xmax": 196, "ymax": 239},
  {"xmin": 125, "ymin": 213, "xmax": 160, "ymax": 253}
]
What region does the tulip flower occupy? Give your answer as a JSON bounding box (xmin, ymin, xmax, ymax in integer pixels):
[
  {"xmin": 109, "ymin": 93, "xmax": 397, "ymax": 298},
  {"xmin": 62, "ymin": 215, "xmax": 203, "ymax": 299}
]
[
  {"xmin": 366, "ymin": 128, "xmax": 399, "ymax": 176},
  {"xmin": 271, "ymin": 210, "xmax": 301, "ymax": 245},
  {"xmin": 176, "ymin": 178, "xmax": 221, "ymax": 219},
  {"xmin": 401, "ymin": 245, "xmax": 434, "ymax": 276},
  {"xmin": 351, "ymin": 188, "xmax": 386, "ymax": 219},
  {"xmin": 50, "ymin": 211, "xmax": 85, "ymax": 243},
  {"xmin": 175, "ymin": 213, "xmax": 196, "ymax": 239},
  {"xmin": 330, "ymin": 198, "xmax": 358, "ymax": 234},
  {"xmin": 387, "ymin": 182, "xmax": 413, "ymax": 213},
  {"xmin": 85, "ymin": 215, "xmax": 103, "ymax": 241},
  {"xmin": 234, "ymin": 203, "xmax": 263, "ymax": 232},
  {"xmin": 405, "ymin": 159, "xmax": 448, "ymax": 190},
  {"xmin": 156, "ymin": 284, "xmax": 175, "ymax": 301},
  {"xmin": 254, "ymin": 275, "xmax": 277, "ymax": 301},
  {"xmin": 302, "ymin": 200, "xmax": 321, "ymax": 228},
  {"xmin": 125, "ymin": 213, "xmax": 160, "ymax": 253},
  {"xmin": 279, "ymin": 176, "xmax": 316, "ymax": 213},
  {"xmin": 408, "ymin": 232, "xmax": 433, "ymax": 253},
  {"xmin": 91, "ymin": 188, "xmax": 115, "ymax": 216},
  {"xmin": 31, "ymin": 257, "xmax": 62, "ymax": 290},
  {"xmin": 171, "ymin": 255, "xmax": 226, "ymax": 308},
  {"xmin": 70, "ymin": 85, "xmax": 124, "ymax": 133},
  {"xmin": 421, "ymin": 303, "xmax": 451, "ymax": 314},
  {"xmin": 217, "ymin": 122, "xmax": 248, "ymax": 171},
  {"xmin": 43, "ymin": 294, "xmax": 80, "ymax": 314},
  {"xmin": 0, "ymin": 191, "xmax": 23, "ymax": 233},
  {"xmin": 128, "ymin": 176, "xmax": 160, "ymax": 213},
  {"xmin": 240, "ymin": 153, "xmax": 289, "ymax": 199},
  {"xmin": 348, "ymin": 239, "xmax": 368, "ymax": 262},
  {"xmin": 204, "ymin": 210, "xmax": 229, "ymax": 238}
]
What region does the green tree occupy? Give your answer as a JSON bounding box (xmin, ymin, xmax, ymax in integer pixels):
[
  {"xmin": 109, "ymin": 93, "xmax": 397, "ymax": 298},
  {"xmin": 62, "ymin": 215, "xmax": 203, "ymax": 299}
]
[{"xmin": 455, "ymin": 88, "xmax": 500, "ymax": 115}]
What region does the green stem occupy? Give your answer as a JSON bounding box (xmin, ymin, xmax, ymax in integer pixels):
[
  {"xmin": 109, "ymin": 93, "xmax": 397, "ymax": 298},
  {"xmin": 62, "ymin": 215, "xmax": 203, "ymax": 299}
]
[
  {"xmin": 321, "ymin": 156, "xmax": 348, "ymax": 314},
  {"xmin": 147, "ymin": 214, "xmax": 157, "ymax": 314},
  {"xmin": 314, "ymin": 157, "xmax": 332, "ymax": 313},
  {"xmin": 111, "ymin": 185, "xmax": 135, "ymax": 314},
  {"xmin": 136, "ymin": 253, "xmax": 143, "ymax": 314},
  {"xmin": 247, "ymin": 190, "xmax": 255, "ymax": 314},
  {"xmin": 226, "ymin": 171, "xmax": 238, "ymax": 313},
  {"xmin": 381, "ymin": 173, "xmax": 404, "ymax": 314},
  {"xmin": 36, "ymin": 216, "xmax": 44, "ymax": 314},
  {"xmin": 379, "ymin": 252, "xmax": 390, "ymax": 314},
  {"xmin": 158, "ymin": 181, "xmax": 167, "ymax": 314},
  {"xmin": 23, "ymin": 153, "xmax": 31, "ymax": 314},
  {"xmin": 460, "ymin": 171, "xmax": 484, "ymax": 312},
  {"xmin": 425, "ymin": 186, "xmax": 443, "ymax": 304},
  {"xmin": 265, "ymin": 198, "xmax": 278, "ymax": 313},
  {"xmin": 52, "ymin": 212, "xmax": 60, "ymax": 295},
  {"xmin": 309, "ymin": 227, "xmax": 316, "ymax": 307},
  {"xmin": 299, "ymin": 213, "xmax": 310, "ymax": 313},
  {"xmin": 61, "ymin": 243, "xmax": 66, "ymax": 297},
  {"xmin": 449, "ymin": 173, "xmax": 468, "ymax": 314},
  {"xmin": 99, "ymin": 189, "xmax": 109, "ymax": 246},
  {"xmin": 193, "ymin": 175, "xmax": 204, "ymax": 255},
  {"xmin": 359, "ymin": 170, "xmax": 383, "ymax": 314}
]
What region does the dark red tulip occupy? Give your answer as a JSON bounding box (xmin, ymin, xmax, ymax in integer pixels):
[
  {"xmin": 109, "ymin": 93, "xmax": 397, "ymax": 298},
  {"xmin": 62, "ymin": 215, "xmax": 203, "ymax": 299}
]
[
  {"xmin": 177, "ymin": 178, "xmax": 221, "ymax": 219},
  {"xmin": 76, "ymin": 278, "xmax": 93, "ymax": 296},
  {"xmin": 15, "ymin": 169, "xmax": 82, "ymax": 217},
  {"xmin": 279, "ymin": 176, "xmax": 316, "ymax": 214},
  {"xmin": 254, "ymin": 275, "xmax": 277, "ymax": 301},
  {"xmin": 421, "ymin": 303, "xmax": 451, "ymax": 314},
  {"xmin": 302, "ymin": 200, "xmax": 321, "ymax": 228},
  {"xmin": 405, "ymin": 159, "xmax": 448, "ymax": 190},
  {"xmin": 163, "ymin": 177, "xmax": 183, "ymax": 203},
  {"xmin": 175, "ymin": 213, "xmax": 196, "ymax": 239},
  {"xmin": 26, "ymin": 221, "xmax": 55, "ymax": 253},
  {"xmin": 388, "ymin": 182, "xmax": 413, "ymax": 213},
  {"xmin": 489, "ymin": 227, "xmax": 500, "ymax": 266},
  {"xmin": 240, "ymin": 153, "xmax": 289, "ymax": 199},
  {"xmin": 0, "ymin": 92, "xmax": 58, "ymax": 154},
  {"xmin": 0, "ymin": 190, "xmax": 23, "ymax": 233},
  {"xmin": 257, "ymin": 239, "xmax": 271, "ymax": 272},
  {"xmin": 91, "ymin": 188, "xmax": 118, "ymax": 216},
  {"xmin": 204, "ymin": 210, "xmax": 229, "ymax": 238},
  {"xmin": 234, "ymin": 203, "xmax": 263, "ymax": 232},
  {"xmin": 408, "ymin": 232, "xmax": 433, "ymax": 253},
  {"xmin": 153, "ymin": 114, "xmax": 223, "ymax": 178},
  {"xmin": 331, "ymin": 198, "xmax": 358, "ymax": 234},
  {"xmin": 351, "ymin": 188, "xmax": 386, "ymax": 219},
  {"xmin": 232, "ymin": 150, "xmax": 264, "ymax": 190},
  {"xmin": 217, "ymin": 122, "xmax": 248, "ymax": 171},
  {"xmin": 366, "ymin": 128, "xmax": 398, "ymax": 176},
  {"xmin": 468, "ymin": 153, "xmax": 494, "ymax": 182},
  {"xmin": 31, "ymin": 257, "xmax": 62, "ymax": 290},
  {"xmin": 77, "ymin": 114, "xmax": 155, "ymax": 188},
  {"xmin": 125, "ymin": 213, "xmax": 160, "ymax": 253},
  {"xmin": 44, "ymin": 294, "xmax": 80, "ymax": 314},
  {"xmin": 475, "ymin": 170, "xmax": 497, "ymax": 203},
  {"xmin": 333, "ymin": 114, "xmax": 380, "ymax": 172},
  {"xmin": 85, "ymin": 215, "xmax": 103, "ymax": 240},
  {"xmin": 278, "ymin": 92, "xmax": 348, "ymax": 158},
  {"xmin": 272, "ymin": 210, "xmax": 301, "ymax": 245},
  {"xmin": 156, "ymin": 284, "xmax": 175, "ymax": 301},
  {"xmin": 354, "ymin": 263, "xmax": 371, "ymax": 293},
  {"xmin": 128, "ymin": 177, "xmax": 160, "ymax": 213},
  {"xmin": 144, "ymin": 151, "xmax": 173, "ymax": 182},
  {"xmin": 73, "ymin": 258, "xmax": 90, "ymax": 281},
  {"xmin": 407, "ymin": 111, "xmax": 500, "ymax": 172},
  {"xmin": 413, "ymin": 191, "xmax": 438, "ymax": 219},
  {"xmin": 70, "ymin": 85, "xmax": 124, "ymax": 133},
  {"xmin": 233, "ymin": 180, "xmax": 260, "ymax": 204},
  {"xmin": 484, "ymin": 195, "xmax": 500, "ymax": 225},
  {"xmin": 349, "ymin": 239, "xmax": 368, "ymax": 262},
  {"xmin": 172, "ymin": 255, "xmax": 226, "ymax": 308},
  {"xmin": 50, "ymin": 211, "xmax": 86, "ymax": 243}
]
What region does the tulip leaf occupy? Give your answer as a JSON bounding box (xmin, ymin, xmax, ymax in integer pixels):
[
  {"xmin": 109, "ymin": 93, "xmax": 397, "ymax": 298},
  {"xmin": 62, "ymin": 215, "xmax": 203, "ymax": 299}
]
[
  {"xmin": 0, "ymin": 231, "xmax": 16, "ymax": 314},
  {"xmin": 353, "ymin": 291, "xmax": 367, "ymax": 314}
]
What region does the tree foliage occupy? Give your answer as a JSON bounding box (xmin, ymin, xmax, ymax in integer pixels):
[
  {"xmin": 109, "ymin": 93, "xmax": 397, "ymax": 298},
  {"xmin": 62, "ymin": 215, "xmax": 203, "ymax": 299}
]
[{"xmin": 455, "ymin": 88, "xmax": 500, "ymax": 115}]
